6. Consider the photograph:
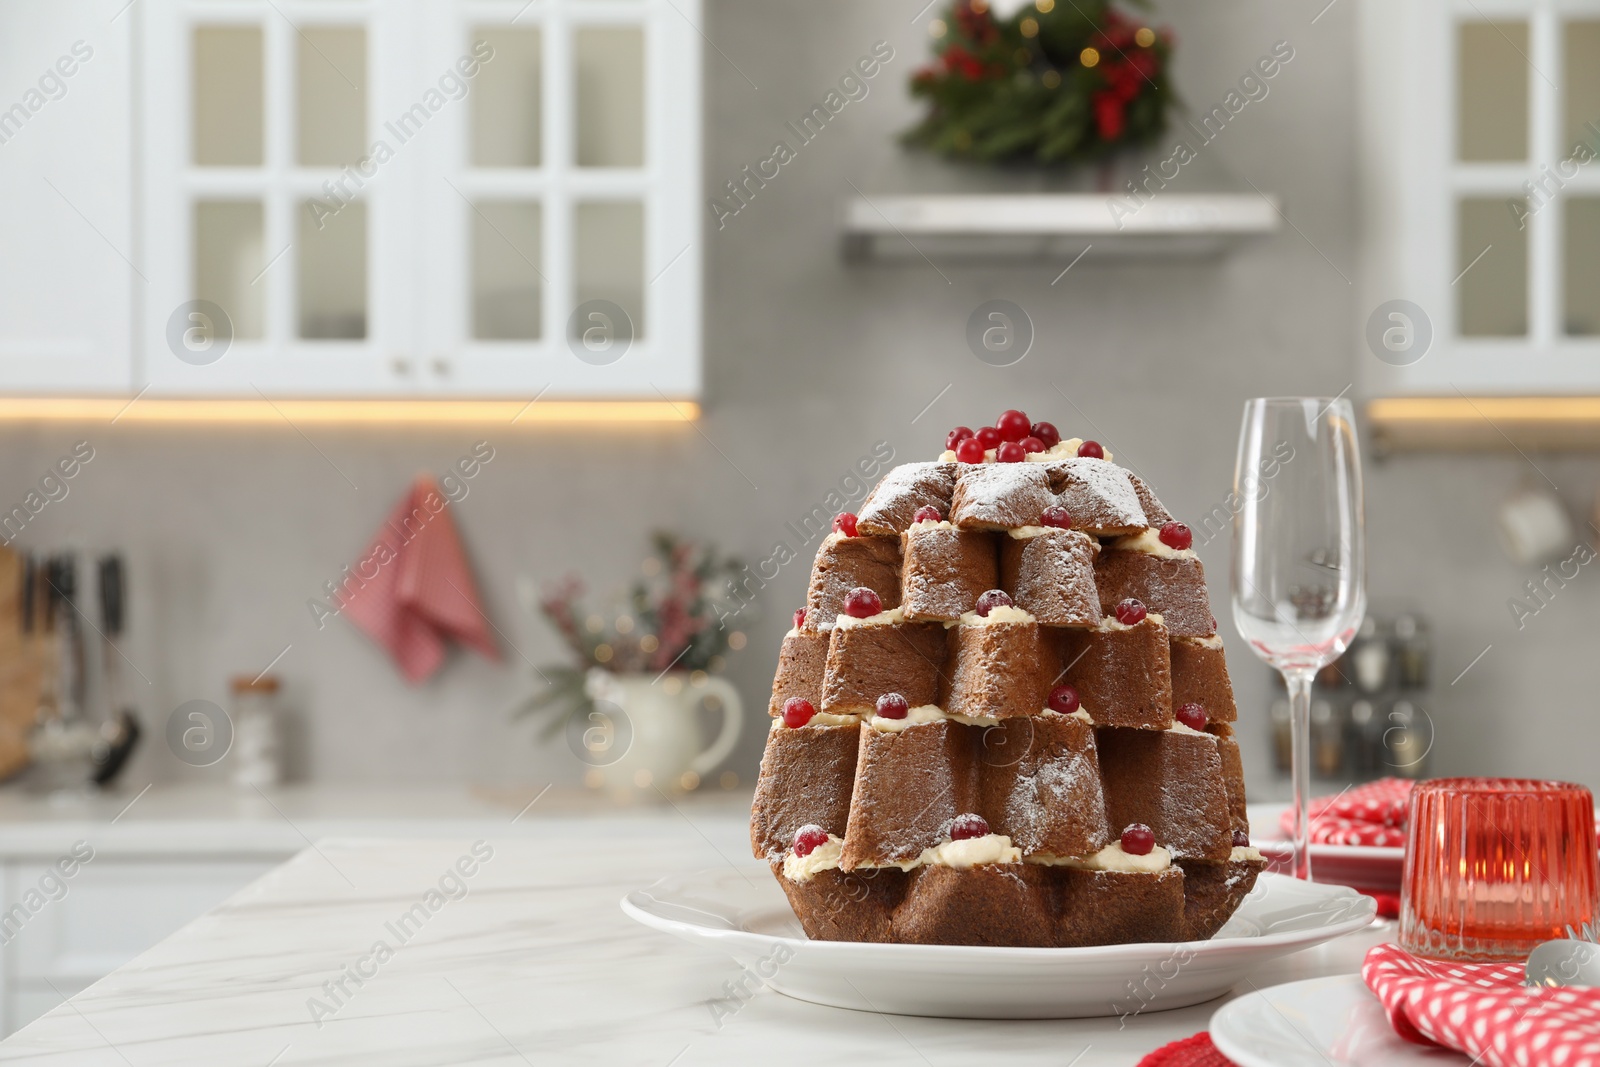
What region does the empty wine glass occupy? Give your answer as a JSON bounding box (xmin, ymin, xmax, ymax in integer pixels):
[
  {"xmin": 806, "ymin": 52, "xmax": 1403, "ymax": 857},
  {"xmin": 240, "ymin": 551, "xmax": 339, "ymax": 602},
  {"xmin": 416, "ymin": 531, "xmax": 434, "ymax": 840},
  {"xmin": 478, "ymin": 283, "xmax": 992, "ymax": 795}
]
[{"xmin": 1231, "ymin": 397, "xmax": 1366, "ymax": 881}]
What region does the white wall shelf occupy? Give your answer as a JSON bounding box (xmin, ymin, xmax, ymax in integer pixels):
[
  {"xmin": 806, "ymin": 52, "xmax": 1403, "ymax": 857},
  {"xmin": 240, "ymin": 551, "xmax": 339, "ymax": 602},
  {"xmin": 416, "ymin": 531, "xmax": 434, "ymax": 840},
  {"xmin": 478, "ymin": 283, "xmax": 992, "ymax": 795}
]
[{"xmin": 841, "ymin": 150, "xmax": 1280, "ymax": 261}]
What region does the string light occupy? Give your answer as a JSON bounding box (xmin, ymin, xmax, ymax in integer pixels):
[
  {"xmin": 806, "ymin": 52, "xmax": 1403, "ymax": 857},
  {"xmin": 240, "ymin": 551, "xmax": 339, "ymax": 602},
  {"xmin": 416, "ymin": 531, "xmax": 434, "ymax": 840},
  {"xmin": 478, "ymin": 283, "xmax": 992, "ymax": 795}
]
[
  {"xmin": 594, "ymin": 643, "xmax": 614, "ymax": 663},
  {"xmin": 1042, "ymin": 69, "xmax": 1061, "ymax": 88},
  {"xmin": 1135, "ymin": 27, "xmax": 1156, "ymax": 47},
  {"xmin": 1080, "ymin": 46, "xmax": 1100, "ymax": 67},
  {"xmin": 1036, "ymin": 0, "xmax": 1055, "ymax": 11},
  {"xmin": 929, "ymin": 18, "xmax": 947, "ymax": 36},
  {"xmin": 1020, "ymin": 16, "xmax": 1039, "ymax": 37}
]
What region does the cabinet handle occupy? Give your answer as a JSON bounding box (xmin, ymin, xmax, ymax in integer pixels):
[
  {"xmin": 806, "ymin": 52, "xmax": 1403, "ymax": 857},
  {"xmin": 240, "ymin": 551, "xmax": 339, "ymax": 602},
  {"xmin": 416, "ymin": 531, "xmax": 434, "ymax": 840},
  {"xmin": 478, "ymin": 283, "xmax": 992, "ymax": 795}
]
[
  {"xmin": 432, "ymin": 358, "xmax": 452, "ymax": 376},
  {"xmin": 392, "ymin": 357, "xmax": 412, "ymax": 376}
]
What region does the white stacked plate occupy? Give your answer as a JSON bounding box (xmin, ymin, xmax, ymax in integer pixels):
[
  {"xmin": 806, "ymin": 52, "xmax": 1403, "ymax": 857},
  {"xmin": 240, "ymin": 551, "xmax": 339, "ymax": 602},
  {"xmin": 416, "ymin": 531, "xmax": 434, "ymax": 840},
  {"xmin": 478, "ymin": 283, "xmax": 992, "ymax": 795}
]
[{"xmin": 623, "ymin": 867, "xmax": 1376, "ymax": 1019}]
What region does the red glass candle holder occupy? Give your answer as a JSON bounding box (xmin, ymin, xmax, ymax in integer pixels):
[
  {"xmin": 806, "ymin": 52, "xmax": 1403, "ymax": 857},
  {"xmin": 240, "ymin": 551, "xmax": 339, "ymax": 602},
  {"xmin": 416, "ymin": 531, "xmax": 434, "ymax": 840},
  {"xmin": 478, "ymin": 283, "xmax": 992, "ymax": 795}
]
[{"xmin": 1401, "ymin": 777, "xmax": 1599, "ymax": 962}]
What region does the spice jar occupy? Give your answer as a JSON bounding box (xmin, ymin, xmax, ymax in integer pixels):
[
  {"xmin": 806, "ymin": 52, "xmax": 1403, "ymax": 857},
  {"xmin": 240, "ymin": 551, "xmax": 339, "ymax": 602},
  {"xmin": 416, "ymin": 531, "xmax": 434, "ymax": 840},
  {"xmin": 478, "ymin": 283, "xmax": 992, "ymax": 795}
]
[{"xmin": 230, "ymin": 675, "xmax": 282, "ymax": 787}]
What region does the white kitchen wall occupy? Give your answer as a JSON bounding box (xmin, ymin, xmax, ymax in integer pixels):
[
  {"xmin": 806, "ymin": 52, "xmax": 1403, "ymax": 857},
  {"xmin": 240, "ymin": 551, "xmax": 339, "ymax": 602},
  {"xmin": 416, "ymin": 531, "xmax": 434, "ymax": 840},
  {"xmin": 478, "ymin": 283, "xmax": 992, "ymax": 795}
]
[{"xmin": 0, "ymin": 0, "xmax": 1594, "ymax": 796}]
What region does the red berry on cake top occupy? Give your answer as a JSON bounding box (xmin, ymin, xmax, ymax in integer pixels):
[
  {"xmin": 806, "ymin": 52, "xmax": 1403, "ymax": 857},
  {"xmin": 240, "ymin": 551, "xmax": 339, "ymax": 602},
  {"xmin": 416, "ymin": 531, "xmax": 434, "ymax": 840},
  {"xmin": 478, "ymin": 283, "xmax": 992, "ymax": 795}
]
[
  {"xmin": 1031, "ymin": 421, "xmax": 1061, "ymax": 449},
  {"xmin": 1047, "ymin": 684, "xmax": 1081, "ymax": 714},
  {"xmin": 782, "ymin": 698, "xmax": 816, "ymax": 728},
  {"xmin": 975, "ymin": 589, "xmax": 1014, "ymax": 616},
  {"xmin": 946, "ymin": 426, "xmax": 974, "ymax": 451},
  {"xmin": 1114, "ymin": 598, "xmax": 1148, "ymax": 625},
  {"xmin": 832, "ymin": 512, "xmax": 858, "ymax": 537},
  {"xmin": 1039, "ymin": 505, "xmax": 1073, "ymax": 529},
  {"xmin": 954, "ymin": 437, "xmax": 986, "ymax": 464},
  {"xmin": 1077, "ymin": 440, "xmax": 1105, "ymax": 459},
  {"xmin": 1021, "ymin": 436, "xmax": 1046, "ymax": 454},
  {"xmin": 1232, "ymin": 829, "xmax": 1250, "ymax": 848},
  {"xmin": 996, "ymin": 409, "xmax": 1031, "ymax": 443},
  {"xmin": 996, "ymin": 441, "xmax": 1026, "ymax": 463},
  {"xmin": 950, "ymin": 813, "xmax": 990, "ymax": 840},
  {"xmin": 875, "ymin": 692, "xmax": 909, "ymax": 720},
  {"xmin": 975, "ymin": 425, "xmax": 1002, "ymax": 450},
  {"xmin": 793, "ymin": 825, "xmax": 830, "ymax": 857},
  {"xmin": 1175, "ymin": 702, "xmax": 1208, "ymax": 731},
  {"xmin": 1159, "ymin": 521, "xmax": 1193, "ymax": 551},
  {"xmin": 843, "ymin": 587, "xmax": 882, "ymax": 618},
  {"xmin": 912, "ymin": 504, "xmax": 943, "ymax": 524},
  {"xmin": 793, "ymin": 607, "xmax": 806, "ymax": 629},
  {"xmin": 1120, "ymin": 823, "xmax": 1156, "ymax": 856}
]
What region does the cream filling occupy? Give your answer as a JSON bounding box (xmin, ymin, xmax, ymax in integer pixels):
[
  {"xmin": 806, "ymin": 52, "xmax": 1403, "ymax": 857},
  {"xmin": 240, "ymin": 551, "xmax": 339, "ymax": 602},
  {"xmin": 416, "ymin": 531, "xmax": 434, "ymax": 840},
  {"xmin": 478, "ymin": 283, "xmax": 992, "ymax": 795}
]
[
  {"xmin": 783, "ymin": 836, "xmax": 844, "ymax": 882},
  {"xmin": 1067, "ymin": 708, "xmax": 1093, "ymax": 723},
  {"xmin": 883, "ymin": 833, "xmax": 1020, "ymax": 871},
  {"xmin": 1168, "ymin": 720, "xmax": 1206, "ymax": 737},
  {"xmin": 1007, "ymin": 525, "xmax": 1051, "ymax": 539},
  {"xmin": 959, "ymin": 605, "xmax": 1035, "ymax": 625},
  {"xmin": 869, "ymin": 704, "xmax": 944, "ymax": 732},
  {"xmin": 1033, "ymin": 841, "xmax": 1173, "ymax": 873},
  {"xmin": 835, "ymin": 606, "xmax": 905, "ymax": 630},
  {"xmin": 1181, "ymin": 633, "xmax": 1225, "ymax": 650},
  {"xmin": 771, "ymin": 711, "xmax": 859, "ymax": 731},
  {"xmin": 1097, "ymin": 610, "xmax": 1165, "ymax": 632},
  {"xmin": 1112, "ymin": 528, "xmax": 1197, "ymax": 560},
  {"xmin": 908, "ymin": 519, "xmax": 956, "ymax": 532},
  {"xmin": 938, "ymin": 439, "xmax": 1113, "ymax": 464},
  {"xmin": 1231, "ymin": 845, "xmax": 1264, "ymax": 863}
]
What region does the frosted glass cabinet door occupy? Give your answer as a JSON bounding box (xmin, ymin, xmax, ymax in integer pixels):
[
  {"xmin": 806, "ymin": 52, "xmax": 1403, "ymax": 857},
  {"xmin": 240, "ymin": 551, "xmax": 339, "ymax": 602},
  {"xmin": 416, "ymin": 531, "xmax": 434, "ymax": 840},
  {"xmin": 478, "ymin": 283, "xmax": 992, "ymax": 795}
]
[
  {"xmin": 416, "ymin": 0, "xmax": 700, "ymax": 398},
  {"xmin": 141, "ymin": 1, "xmax": 408, "ymax": 395},
  {"xmin": 0, "ymin": 3, "xmax": 134, "ymax": 391}
]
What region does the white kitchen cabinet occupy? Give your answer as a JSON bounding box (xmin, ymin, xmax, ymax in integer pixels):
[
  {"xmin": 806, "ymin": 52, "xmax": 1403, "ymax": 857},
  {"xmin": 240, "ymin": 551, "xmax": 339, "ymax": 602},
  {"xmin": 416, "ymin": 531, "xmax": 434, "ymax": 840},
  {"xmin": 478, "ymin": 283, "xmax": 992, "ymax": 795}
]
[
  {"xmin": 1360, "ymin": 0, "xmax": 1600, "ymax": 397},
  {"xmin": 0, "ymin": 2, "xmax": 134, "ymax": 394},
  {"xmin": 0, "ymin": 856, "xmax": 279, "ymax": 1036},
  {"xmin": 0, "ymin": 0, "xmax": 700, "ymax": 400}
]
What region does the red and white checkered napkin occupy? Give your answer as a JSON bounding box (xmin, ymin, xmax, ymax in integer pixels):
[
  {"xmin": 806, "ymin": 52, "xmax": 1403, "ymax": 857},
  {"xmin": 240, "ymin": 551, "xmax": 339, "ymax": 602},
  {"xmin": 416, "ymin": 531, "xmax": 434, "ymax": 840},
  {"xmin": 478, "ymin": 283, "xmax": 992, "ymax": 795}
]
[
  {"xmin": 1278, "ymin": 777, "xmax": 1413, "ymax": 847},
  {"xmin": 1363, "ymin": 941, "xmax": 1600, "ymax": 1066},
  {"xmin": 337, "ymin": 474, "xmax": 499, "ymax": 684}
]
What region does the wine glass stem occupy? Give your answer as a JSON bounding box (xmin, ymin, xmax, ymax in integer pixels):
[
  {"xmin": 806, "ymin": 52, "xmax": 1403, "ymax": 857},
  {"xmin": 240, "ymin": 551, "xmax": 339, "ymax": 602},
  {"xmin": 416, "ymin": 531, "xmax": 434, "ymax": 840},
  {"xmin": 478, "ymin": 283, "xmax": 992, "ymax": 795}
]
[{"xmin": 1284, "ymin": 667, "xmax": 1316, "ymax": 882}]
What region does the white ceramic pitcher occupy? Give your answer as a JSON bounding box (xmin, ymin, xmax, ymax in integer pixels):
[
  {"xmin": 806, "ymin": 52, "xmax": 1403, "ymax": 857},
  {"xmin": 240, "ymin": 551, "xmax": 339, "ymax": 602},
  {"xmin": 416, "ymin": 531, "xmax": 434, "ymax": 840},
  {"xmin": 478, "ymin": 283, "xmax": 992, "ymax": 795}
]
[{"xmin": 580, "ymin": 669, "xmax": 743, "ymax": 802}]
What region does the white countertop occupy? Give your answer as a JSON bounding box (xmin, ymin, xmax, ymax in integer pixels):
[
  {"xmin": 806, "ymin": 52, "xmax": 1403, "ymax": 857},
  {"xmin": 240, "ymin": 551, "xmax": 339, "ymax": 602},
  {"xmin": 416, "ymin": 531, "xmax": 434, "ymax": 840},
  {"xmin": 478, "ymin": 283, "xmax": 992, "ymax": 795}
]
[
  {"xmin": 0, "ymin": 810, "xmax": 1392, "ymax": 1065},
  {"xmin": 0, "ymin": 782, "xmax": 754, "ymax": 856}
]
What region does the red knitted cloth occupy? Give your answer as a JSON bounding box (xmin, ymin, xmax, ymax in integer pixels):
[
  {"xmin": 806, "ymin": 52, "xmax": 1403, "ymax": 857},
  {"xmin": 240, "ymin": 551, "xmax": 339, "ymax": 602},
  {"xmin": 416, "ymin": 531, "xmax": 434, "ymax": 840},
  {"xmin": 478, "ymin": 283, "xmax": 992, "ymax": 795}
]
[{"xmin": 1137, "ymin": 1032, "xmax": 1236, "ymax": 1067}]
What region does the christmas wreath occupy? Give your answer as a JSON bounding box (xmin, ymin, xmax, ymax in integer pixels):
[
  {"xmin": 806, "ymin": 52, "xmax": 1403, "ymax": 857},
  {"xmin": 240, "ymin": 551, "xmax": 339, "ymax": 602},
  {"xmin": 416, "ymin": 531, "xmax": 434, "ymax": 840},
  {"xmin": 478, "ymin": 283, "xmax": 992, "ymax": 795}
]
[{"xmin": 904, "ymin": 0, "xmax": 1176, "ymax": 165}]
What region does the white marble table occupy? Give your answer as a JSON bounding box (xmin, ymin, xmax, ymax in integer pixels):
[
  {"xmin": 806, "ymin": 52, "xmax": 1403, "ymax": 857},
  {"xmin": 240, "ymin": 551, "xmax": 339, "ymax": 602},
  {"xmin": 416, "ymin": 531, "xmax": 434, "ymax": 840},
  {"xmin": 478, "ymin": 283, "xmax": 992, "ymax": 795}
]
[{"xmin": 0, "ymin": 810, "xmax": 1392, "ymax": 1066}]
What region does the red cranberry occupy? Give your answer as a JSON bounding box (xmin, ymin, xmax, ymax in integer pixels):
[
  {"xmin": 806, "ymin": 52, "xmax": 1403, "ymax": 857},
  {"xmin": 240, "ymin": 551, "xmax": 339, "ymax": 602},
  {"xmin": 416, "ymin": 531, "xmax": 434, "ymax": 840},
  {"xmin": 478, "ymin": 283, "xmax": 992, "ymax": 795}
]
[
  {"xmin": 793, "ymin": 607, "xmax": 806, "ymax": 629},
  {"xmin": 1047, "ymin": 684, "xmax": 1080, "ymax": 714},
  {"xmin": 875, "ymin": 692, "xmax": 909, "ymax": 719},
  {"xmin": 782, "ymin": 698, "xmax": 816, "ymax": 728},
  {"xmin": 1232, "ymin": 829, "xmax": 1250, "ymax": 848},
  {"xmin": 1175, "ymin": 702, "xmax": 1208, "ymax": 731},
  {"xmin": 1114, "ymin": 598, "xmax": 1147, "ymax": 625},
  {"xmin": 1120, "ymin": 823, "xmax": 1155, "ymax": 856},
  {"xmin": 1159, "ymin": 521, "xmax": 1193, "ymax": 551},
  {"xmin": 843, "ymin": 587, "xmax": 882, "ymax": 618},
  {"xmin": 996, "ymin": 441, "xmax": 1026, "ymax": 463},
  {"xmin": 954, "ymin": 437, "xmax": 987, "ymax": 464},
  {"xmin": 996, "ymin": 409, "xmax": 1031, "ymax": 443},
  {"xmin": 975, "ymin": 426, "xmax": 1002, "ymax": 450},
  {"xmin": 793, "ymin": 825, "xmax": 830, "ymax": 857},
  {"xmin": 833, "ymin": 512, "xmax": 858, "ymax": 537},
  {"xmin": 950, "ymin": 813, "xmax": 990, "ymax": 840},
  {"xmin": 946, "ymin": 426, "xmax": 974, "ymax": 451},
  {"xmin": 912, "ymin": 505, "xmax": 942, "ymax": 524},
  {"xmin": 1077, "ymin": 440, "xmax": 1105, "ymax": 459},
  {"xmin": 1039, "ymin": 506, "xmax": 1073, "ymax": 529},
  {"xmin": 1031, "ymin": 421, "xmax": 1061, "ymax": 449},
  {"xmin": 1020, "ymin": 436, "xmax": 1046, "ymax": 454},
  {"xmin": 975, "ymin": 589, "xmax": 1013, "ymax": 617}
]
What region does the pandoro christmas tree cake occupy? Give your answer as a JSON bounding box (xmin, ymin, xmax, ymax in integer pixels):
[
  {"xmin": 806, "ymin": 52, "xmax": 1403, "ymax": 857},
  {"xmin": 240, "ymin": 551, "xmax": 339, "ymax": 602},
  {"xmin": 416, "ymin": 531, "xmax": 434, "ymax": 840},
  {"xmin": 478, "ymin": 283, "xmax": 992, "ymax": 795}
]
[{"xmin": 749, "ymin": 410, "xmax": 1266, "ymax": 947}]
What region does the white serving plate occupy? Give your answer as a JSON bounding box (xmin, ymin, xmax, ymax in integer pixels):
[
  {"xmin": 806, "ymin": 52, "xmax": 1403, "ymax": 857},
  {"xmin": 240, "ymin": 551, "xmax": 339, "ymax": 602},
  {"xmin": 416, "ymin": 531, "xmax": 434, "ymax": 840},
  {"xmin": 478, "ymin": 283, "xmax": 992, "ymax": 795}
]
[
  {"xmin": 1249, "ymin": 802, "xmax": 1405, "ymax": 893},
  {"xmin": 622, "ymin": 867, "xmax": 1376, "ymax": 1019},
  {"xmin": 1211, "ymin": 974, "xmax": 1466, "ymax": 1066}
]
